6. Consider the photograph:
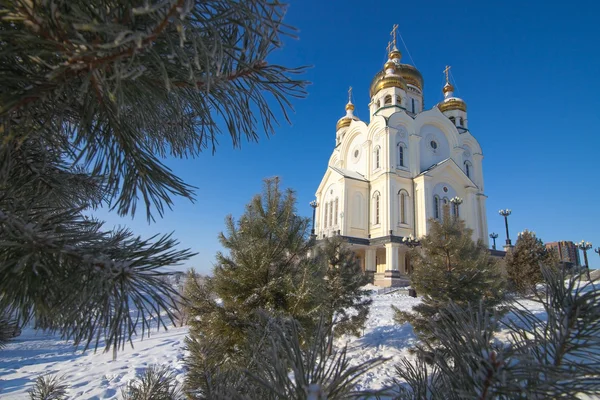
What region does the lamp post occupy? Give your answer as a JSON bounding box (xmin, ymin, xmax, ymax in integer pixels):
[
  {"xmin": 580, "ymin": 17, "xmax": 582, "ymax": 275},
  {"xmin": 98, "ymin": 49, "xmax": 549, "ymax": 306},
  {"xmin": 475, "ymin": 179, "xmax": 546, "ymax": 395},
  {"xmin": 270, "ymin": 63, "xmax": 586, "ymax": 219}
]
[
  {"xmin": 489, "ymin": 232, "xmax": 499, "ymax": 250},
  {"xmin": 578, "ymin": 240, "xmax": 593, "ymax": 280},
  {"xmin": 402, "ymin": 234, "xmax": 420, "ymax": 297},
  {"xmin": 450, "ymin": 196, "xmax": 463, "ymax": 218},
  {"xmin": 309, "ymin": 200, "xmax": 318, "ymax": 236},
  {"xmin": 595, "ymin": 247, "xmax": 600, "ymax": 259},
  {"xmin": 498, "ymin": 209, "xmax": 512, "ymax": 248}
]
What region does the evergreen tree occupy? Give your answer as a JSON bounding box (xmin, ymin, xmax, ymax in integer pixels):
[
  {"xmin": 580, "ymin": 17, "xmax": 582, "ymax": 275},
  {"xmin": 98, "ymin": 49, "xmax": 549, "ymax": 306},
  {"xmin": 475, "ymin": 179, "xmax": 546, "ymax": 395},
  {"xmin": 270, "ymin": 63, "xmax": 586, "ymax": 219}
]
[
  {"xmin": 504, "ymin": 230, "xmax": 558, "ymax": 294},
  {"xmin": 0, "ymin": 1, "xmax": 307, "ymax": 353},
  {"xmin": 317, "ymin": 237, "xmax": 372, "ymax": 337},
  {"xmin": 184, "ymin": 178, "xmax": 324, "ymax": 378},
  {"xmin": 394, "ymin": 218, "xmax": 505, "ymax": 345},
  {"xmin": 184, "ymin": 179, "xmax": 375, "ymax": 393}
]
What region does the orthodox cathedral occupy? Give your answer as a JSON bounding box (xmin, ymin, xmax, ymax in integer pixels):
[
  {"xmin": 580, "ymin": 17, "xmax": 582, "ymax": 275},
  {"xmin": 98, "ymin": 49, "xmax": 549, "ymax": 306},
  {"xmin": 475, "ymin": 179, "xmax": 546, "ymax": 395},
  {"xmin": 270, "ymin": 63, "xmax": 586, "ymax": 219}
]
[{"xmin": 314, "ymin": 28, "xmax": 488, "ymax": 287}]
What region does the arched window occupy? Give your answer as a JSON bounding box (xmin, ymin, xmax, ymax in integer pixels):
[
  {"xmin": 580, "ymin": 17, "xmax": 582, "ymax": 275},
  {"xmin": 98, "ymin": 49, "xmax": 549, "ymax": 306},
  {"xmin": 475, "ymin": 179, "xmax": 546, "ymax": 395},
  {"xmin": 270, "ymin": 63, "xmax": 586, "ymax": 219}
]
[
  {"xmin": 459, "ymin": 117, "xmax": 464, "ymax": 126},
  {"xmin": 396, "ymin": 95, "xmax": 402, "ymax": 106},
  {"xmin": 334, "ymin": 198, "xmax": 339, "ymax": 226},
  {"xmin": 434, "ymin": 195, "xmax": 440, "ymax": 220},
  {"xmin": 411, "ymin": 98, "xmax": 415, "ymax": 113},
  {"xmin": 373, "ymin": 192, "xmax": 380, "ymax": 225},
  {"xmin": 443, "ymin": 197, "xmax": 450, "ymax": 219},
  {"xmin": 384, "ymin": 95, "xmax": 392, "ymax": 105},
  {"xmin": 374, "ymin": 146, "xmax": 381, "ymax": 170},
  {"xmin": 399, "ymin": 190, "xmax": 408, "ymax": 224},
  {"xmin": 397, "ymin": 142, "xmax": 407, "ymax": 168},
  {"xmin": 464, "ymin": 161, "xmax": 472, "ymax": 178},
  {"xmin": 449, "ymin": 116, "xmax": 456, "ymax": 126},
  {"xmin": 329, "ymin": 201, "xmax": 333, "ymax": 227}
]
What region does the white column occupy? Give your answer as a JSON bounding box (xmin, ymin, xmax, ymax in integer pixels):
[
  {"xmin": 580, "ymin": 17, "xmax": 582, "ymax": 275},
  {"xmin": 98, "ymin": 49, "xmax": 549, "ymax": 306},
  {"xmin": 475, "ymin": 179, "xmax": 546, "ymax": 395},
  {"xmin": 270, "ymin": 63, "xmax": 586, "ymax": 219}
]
[
  {"xmin": 385, "ymin": 243, "xmax": 399, "ymax": 271},
  {"xmin": 365, "ymin": 248, "xmax": 376, "ymax": 272}
]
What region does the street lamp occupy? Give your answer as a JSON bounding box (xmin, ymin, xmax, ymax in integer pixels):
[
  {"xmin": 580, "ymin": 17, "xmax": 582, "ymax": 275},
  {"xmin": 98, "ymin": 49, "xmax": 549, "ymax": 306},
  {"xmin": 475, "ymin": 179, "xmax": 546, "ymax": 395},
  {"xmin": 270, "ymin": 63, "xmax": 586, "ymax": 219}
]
[
  {"xmin": 309, "ymin": 200, "xmax": 318, "ymax": 236},
  {"xmin": 489, "ymin": 232, "xmax": 499, "ymax": 250},
  {"xmin": 577, "ymin": 240, "xmax": 593, "ymax": 280},
  {"xmin": 402, "ymin": 234, "xmax": 420, "ymax": 297},
  {"xmin": 595, "ymin": 247, "xmax": 600, "ymax": 259},
  {"xmin": 450, "ymin": 196, "xmax": 463, "ymax": 218},
  {"xmin": 402, "ymin": 234, "xmax": 420, "ymax": 248},
  {"xmin": 498, "ymin": 209, "xmax": 512, "ymax": 247}
]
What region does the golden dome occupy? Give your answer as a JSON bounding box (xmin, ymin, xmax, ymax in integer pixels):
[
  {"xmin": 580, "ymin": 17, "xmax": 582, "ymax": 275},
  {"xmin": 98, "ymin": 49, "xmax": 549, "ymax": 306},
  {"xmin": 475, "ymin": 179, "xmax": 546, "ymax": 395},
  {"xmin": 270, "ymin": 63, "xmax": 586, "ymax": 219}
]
[
  {"xmin": 389, "ymin": 49, "xmax": 402, "ymax": 60},
  {"xmin": 336, "ymin": 115, "xmax": 360, "ymax": 130},
  {"xmin": 370, "ymin": 62, "xmax": 423, "ymax": 97},
  {"xmin": 437, "ymin": 98, "xmax": 467, "ymax": 113},
  {"xmin": 442, "ymin": 82, "xmax": 454, "ymax": 94},
  {"xmin": 395, "ymin": 63, "xmax": 424, "ymax": 91},
  {"xmin": 384, "ymin": 60, "xmax": 396, "ymax": 71},
  {"xmin": 369, "ymin": 71, "xmax": 407, "ymax": 97},
  {"xmin": 345, "ymin": 102, "xmax": 355, "ymax": 111}
]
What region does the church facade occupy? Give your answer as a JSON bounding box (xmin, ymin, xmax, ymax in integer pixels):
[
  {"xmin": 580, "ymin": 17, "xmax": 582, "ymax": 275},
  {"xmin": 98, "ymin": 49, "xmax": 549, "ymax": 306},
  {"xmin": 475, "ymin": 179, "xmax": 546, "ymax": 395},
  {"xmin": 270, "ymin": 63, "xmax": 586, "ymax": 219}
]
[{"xmin": 314, "ymin": 37, "xmax": 488, "ymax": 287}]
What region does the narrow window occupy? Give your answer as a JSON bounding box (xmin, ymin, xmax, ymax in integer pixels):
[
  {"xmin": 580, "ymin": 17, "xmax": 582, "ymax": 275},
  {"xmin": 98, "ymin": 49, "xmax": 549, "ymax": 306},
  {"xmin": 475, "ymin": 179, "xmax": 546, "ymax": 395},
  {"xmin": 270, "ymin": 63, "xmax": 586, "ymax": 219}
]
[
  {"xmin": 384, "ymin": 95, "xmax": 392, "ymax": 105},
  {"xmin": 329, "ymin": 201, "xmax": 333, "ymax": 227},
  {"xmin": 400, "ymin": 191, "xmax": 407, "ymax": 224},
  {"xmin": 396, "ymin": 95, "xmax": 402, "ymax": 106},
  {"xmin": 411, "ymin": 98, "xmax": 415, "ymax": 113},
  {"xmin": 465, "ymin": 161, "xmax": 471, "ymax": 178},
  {"xmin": 374, "ymin": 192, "xmax": 380, "ymax": 225},
  {"xmin": 449, "ymin": 116, "xmax": 456, "ymax": 125},
  {"xmin": 434, "ymin": 195, "xmax": 440, "ymax": 219},
  {"xmin": 374, "ymin": 147, "xmax": 381, "ymax": 169},
  {"xmin": 324, "ymin": 203, "xmax": 328, "ymax": 228},
  {"xmin": 334, "ymin": 198, "xmax": 339, "ymax": 225},
  {"xmin": 398, "ymin": 144, "xmax": 405, "ymax": 167},
  {"xmin": 459, "ymin": 117, "xmax": 464, "ymax": 126},
  {"xmin": 443, "ymin": 197, "xmax": 450, "ymax": 220}
]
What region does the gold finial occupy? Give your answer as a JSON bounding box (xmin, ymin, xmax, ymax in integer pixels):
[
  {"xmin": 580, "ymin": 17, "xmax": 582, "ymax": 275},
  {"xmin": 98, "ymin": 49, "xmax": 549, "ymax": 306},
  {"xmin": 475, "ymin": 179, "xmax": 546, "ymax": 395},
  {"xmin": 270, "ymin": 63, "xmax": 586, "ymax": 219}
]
[
  {"xmin": 386, "ymin": 41, "xmax": 392, "ymax": 55},
  {"xmin": 390, "ymin": 24, "xmax": 399, "ymax": 48},
  {"xmin": 444, "ymin": 65, "xmax": 451, "ymax": 84},
  {"xmin": 345, "ymin": 86, "xmax": 355, "ymax": 111}
]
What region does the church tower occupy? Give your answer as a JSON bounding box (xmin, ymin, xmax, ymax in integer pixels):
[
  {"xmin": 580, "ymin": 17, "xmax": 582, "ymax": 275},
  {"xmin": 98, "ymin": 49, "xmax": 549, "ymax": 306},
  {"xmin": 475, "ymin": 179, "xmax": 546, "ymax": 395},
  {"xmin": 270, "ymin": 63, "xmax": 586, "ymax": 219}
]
[{"xmin": 314, "ymin": 26, "xmax": 489, "ymax": 287}]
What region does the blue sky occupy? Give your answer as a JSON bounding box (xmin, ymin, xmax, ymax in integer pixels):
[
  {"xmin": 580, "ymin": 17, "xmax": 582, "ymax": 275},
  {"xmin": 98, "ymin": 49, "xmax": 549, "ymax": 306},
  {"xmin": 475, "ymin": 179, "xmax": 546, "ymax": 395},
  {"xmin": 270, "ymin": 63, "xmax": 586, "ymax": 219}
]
[{"xmin": 95, "ymin": 0, "xmax": 600, "ymax": 274}]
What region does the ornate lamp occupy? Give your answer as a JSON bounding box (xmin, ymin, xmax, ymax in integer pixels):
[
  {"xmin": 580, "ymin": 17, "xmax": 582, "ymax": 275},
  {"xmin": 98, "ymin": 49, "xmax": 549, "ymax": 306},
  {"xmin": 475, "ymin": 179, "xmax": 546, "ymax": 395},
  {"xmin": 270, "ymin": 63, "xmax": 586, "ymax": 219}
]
[
  {"xmin": 450, "ymin": 196, "xmax": 463, "ymax": 218},
  {"xmin": 309, "ymin": 200, "xmax": 318, "ymax": 236},
  {"xmin": 498, "ymin": 209, "xmax": 512, "ymax": 247},
  {"xmin": 489, "ymin": 232, "xmax": 499, "ymax": 250},
  {"xmin": 578, "ymin": 240, "xmax": 593, "ymax": 280}
]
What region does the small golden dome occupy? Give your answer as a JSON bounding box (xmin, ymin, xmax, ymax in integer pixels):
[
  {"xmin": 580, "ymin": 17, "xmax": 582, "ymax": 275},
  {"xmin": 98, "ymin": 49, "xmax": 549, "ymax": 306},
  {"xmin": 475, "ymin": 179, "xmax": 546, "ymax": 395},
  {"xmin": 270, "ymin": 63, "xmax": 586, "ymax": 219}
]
[
  {"xmin": 437, "ymin": 98, "xmax": 467, "ymax": 113},
  {"xmin": 442, "ymin": 82, "xmax": 454, "ymax": 94},
  {"xmin": 336, "ymin": 115, "xmax": 360, "ymax": 131},
  {"xmin": 345, "ymin": 102, "xmax": 355, "ymax": 111},
  {"xmin": 384, "ymin": 60, "xmax": 396, "ymax": 71},
  {"xmin": 389, "ymin": 49, "xmax": 402, "ymax": 60}
]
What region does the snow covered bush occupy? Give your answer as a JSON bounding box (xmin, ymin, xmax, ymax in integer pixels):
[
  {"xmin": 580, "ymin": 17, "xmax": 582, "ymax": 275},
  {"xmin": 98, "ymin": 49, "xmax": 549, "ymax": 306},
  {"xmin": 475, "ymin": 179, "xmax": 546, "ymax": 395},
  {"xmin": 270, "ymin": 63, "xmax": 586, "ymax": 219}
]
[
  {"xmin": 393, "ymin": 268, "xmax": 600, "ymax": 399},
  {"xmin": 28, "ymin": 375, "xmax": 68, "ymax": 400}
]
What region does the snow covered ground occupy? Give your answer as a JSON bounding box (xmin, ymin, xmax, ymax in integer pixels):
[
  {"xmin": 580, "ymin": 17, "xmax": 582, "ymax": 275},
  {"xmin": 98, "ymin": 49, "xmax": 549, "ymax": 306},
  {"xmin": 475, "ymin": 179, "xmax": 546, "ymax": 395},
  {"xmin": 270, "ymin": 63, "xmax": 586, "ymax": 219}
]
[{"xmin": 0, "ymin": 287, "xmax": 560, "ymax": 399}]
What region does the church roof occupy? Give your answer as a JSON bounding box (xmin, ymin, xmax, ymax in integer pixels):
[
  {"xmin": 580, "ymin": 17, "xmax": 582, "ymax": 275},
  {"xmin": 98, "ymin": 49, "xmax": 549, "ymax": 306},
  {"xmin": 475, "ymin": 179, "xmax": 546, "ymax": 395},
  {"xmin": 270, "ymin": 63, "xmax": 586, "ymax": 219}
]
[
  {"xmin": 417, "ymin": 158, "xmax": 478, "ymax": 188},
  {"xmin": 329, "ymin": 166, "xmax": 368, "ymax": 182},
  {"xmin": 417, "ymin": 158, "xmax": 454, "ymax": 176}
]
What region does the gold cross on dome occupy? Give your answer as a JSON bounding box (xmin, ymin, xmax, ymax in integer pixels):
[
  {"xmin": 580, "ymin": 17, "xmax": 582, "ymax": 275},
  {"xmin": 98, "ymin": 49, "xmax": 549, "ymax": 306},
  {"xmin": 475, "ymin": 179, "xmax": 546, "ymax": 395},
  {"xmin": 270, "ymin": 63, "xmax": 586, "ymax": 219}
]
[
  {"xmin": 390, "ymin": 24, "xmax": 398, "ymax": 47},
  {"xmin": 444, "ymin": 65, "xmax": 451, "ymax": 83},
  {"xmin": 386, "ymin": 41, "xmax": 392, "ymax": 54},
  {"xmin": 348, "ymin": 86, "xmax": 353, "ymax": 103}
]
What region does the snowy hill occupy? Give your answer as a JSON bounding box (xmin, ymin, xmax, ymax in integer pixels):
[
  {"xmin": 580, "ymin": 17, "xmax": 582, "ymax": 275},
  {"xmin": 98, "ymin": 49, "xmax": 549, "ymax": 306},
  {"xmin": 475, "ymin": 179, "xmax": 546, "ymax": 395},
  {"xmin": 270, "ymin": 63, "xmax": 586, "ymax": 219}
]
[{"xmin": 0, "ymin": 287, "xmax": 547, "ymax": 399}]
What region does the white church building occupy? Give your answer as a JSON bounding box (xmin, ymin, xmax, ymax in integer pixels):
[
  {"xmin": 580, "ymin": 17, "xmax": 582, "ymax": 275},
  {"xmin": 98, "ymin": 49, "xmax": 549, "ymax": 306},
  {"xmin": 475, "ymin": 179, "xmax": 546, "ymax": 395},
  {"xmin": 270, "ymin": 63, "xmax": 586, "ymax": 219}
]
[{"xmin": 314, "ymin": 34, "xmax": 489, "ymax": 287}]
